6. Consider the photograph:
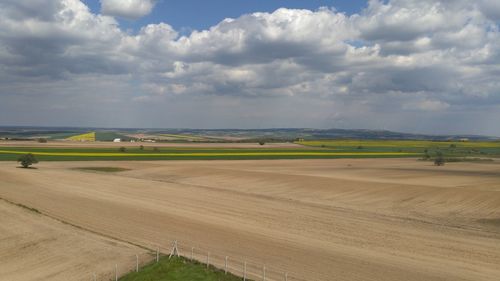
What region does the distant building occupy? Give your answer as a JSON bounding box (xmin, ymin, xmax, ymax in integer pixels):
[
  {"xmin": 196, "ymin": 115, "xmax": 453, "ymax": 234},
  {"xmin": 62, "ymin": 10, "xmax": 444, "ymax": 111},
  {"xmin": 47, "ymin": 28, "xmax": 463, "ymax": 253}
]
[{"xmin": 113, "ymin": 138, "xmax": 121, "ymax": 143}]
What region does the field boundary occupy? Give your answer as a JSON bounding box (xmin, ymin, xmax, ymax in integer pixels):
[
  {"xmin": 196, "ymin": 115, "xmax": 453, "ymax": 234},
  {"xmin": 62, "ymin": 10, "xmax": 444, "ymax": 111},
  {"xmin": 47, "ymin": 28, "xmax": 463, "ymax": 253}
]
[{"xmin": 1, "ymin": 197, "xmax": 302, "ymax": 281}]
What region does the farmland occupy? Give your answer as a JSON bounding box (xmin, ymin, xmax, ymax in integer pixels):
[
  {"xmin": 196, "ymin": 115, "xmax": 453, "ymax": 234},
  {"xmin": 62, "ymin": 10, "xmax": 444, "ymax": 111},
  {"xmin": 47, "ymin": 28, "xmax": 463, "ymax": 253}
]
[
  {"xmin": 298, "ymin": 139, "xmax": 500, "ymax": 153},
  {"xmin": 0, "ymin": 140, "xmax": 499, "ymax": 281},
  {"xmin": 0, "ymin": 146, "xmax": 419, "ymax": 161},
  {"xmin": 66, "ymin": 132, "xmax": 96, "ymax": 141},
  {"xmin": 0, "ymin": 158, "xmax": 499, "ymax": 280},
  {"xmin": 0, "ymin": 139, "xmax": 499, "ymax": 161}
]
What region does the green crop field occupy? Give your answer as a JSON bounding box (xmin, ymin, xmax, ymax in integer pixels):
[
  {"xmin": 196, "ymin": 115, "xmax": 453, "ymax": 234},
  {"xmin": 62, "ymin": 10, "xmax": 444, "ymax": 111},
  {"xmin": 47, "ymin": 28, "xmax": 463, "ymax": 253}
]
[
  {"xmin": 0, "ymin": 146, "xmax": 418, "ymax": 161},
  {"xmin": 0, "ymin": 140, "xmax": 498, "ymax": 161},
  {"xmin": 297, "ymin": 139, "xmax": 500, "ymax": 157},
  {"xmin": 119, "ymin": 256, "xmax": 242, "ymax": 281}
]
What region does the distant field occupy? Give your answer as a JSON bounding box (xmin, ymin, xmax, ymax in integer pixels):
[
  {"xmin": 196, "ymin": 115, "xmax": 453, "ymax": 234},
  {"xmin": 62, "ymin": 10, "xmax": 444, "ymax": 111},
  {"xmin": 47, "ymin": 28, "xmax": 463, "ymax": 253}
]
[
  {"xmin": 0, "ymin": 139, "xmax": 499, "ymax": 161},
  {"xmin": 0, "ymin": 147, "xmax": 417, "ymax": 161},
  {"xmin": 298, "ymin": 139, "xmax": 500, "ymax": 156},
  {"xmin": 65, "ymin": 131, "xmax": 132, "ymax": 142},
  {"xmin": 66, "ymin": 132, "xmax": 96, "ymax": 141}
]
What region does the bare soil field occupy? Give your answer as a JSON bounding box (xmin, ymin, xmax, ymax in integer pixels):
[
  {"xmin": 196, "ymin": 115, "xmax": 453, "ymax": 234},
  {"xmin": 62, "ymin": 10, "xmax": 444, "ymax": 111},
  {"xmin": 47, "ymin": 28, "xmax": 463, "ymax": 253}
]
[
  {"xmin": 0, "ymin": 140, "xmax": 304, "ymax": 149},
  {"xmin": 0, "ymin": 200, "xmax": 148, "ymax": 281},
  {"xmin": 0, "ymin": 158, "xmax": 499, "ymax": 280}
]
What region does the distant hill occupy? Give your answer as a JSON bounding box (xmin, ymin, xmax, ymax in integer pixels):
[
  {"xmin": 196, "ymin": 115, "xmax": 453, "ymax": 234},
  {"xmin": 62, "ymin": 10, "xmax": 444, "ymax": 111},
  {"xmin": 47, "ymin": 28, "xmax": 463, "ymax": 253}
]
[{"xmin": 0, "ymin": 126, "xmax": 497, "ymax": 142}]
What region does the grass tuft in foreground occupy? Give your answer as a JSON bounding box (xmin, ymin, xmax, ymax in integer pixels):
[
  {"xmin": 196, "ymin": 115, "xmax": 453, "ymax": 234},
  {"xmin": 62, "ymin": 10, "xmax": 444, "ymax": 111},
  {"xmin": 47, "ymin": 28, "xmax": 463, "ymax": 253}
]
[
  {"xmin": 120, "ymin": 256, "xmax": 244, "ymax": 281},
  {"xmin": 73, "ymin": 167, "xmax": 131, "ymax": 173}
]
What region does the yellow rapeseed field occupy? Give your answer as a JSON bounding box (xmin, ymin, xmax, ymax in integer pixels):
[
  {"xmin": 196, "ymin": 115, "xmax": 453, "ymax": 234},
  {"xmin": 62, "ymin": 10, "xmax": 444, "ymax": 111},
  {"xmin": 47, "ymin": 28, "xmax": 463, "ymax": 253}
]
[
  {"xmin": 0, "ymin": 150, "xmax": 417, "ymax": 157},
  {"xmin": 66, "ymin": 132, "xmax": 96, "ymax": 142}
]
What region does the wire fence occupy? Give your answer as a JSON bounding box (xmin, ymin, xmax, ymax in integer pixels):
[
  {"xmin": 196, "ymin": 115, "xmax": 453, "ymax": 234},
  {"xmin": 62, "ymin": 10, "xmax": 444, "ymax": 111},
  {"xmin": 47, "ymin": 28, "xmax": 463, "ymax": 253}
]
[{"xmin": 90, "ymin": 237, "xmax": 307, "ymax": 281}]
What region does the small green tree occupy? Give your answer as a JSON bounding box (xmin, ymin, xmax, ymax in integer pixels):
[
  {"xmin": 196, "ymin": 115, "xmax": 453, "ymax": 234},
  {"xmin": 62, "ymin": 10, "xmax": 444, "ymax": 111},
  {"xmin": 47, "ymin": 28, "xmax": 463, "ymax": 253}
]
[
  {"xmin": 37, "ymin": 138, "xmax": 47, "ymax": 143},
  {"xmin": 18, "ymin": 154, "xmax": 38, "ymax": 168},
  {"xmin": 434, "ymin": 152, "xmax": 445, "ymax": 166},
  {"xmin": 139, "ymin": 145, "xmax": 144, "ymax": 151},
  {"xmin": 258, "ymin": 141, "xmax": 265, "ymax": 145},
  {"xmin": 119, "ymin": 147, "xmax": 126, "ymax": 152}
]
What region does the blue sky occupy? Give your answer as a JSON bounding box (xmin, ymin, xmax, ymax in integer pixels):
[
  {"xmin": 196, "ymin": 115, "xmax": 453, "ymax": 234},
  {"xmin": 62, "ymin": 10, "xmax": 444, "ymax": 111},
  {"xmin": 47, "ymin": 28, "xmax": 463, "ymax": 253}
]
[
  {"xmin": 83, "ymin": 0, "xmax": 368, "ymax": 32},
  {"xmin": 1, "ymin": 0, "xmax": 500, "ymax": 135}
]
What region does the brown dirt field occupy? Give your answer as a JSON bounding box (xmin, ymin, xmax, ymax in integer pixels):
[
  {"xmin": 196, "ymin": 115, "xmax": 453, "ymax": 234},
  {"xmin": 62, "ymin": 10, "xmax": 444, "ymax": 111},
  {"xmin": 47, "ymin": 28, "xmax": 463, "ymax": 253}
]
[
  {"xmin": 0, "ymin": 140, "xmax": 305, "ymax": 149},
  {"xmin": 0, "ymin": 158, "xmax": 499, "ymax": 280},
  {"xmin": 0, "ymin": 199, "xmax": 149, "ymax": 281}
]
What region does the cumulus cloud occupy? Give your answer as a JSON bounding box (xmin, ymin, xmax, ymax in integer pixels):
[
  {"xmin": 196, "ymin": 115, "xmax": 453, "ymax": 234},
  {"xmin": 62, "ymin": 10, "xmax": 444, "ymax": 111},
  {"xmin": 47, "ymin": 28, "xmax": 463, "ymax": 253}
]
[
  {"xmin": 0, "ymin": 0, "xmax": 499, "ymax": 135},
  {"xmin": 100, "ymin": 0, "xmax": 156, "ymax": 20}
]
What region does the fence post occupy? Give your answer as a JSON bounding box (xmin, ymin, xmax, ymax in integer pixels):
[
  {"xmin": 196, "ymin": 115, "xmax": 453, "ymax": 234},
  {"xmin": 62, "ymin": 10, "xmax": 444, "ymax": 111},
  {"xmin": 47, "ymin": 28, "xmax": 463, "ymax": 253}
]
[
  {"xmin": 115, "ymin": 264, "xmax": 118, "ymax": 281},
  {"xmin": 206, "ymin": 252, "xmax": 210, "ymax": 269},
  {"xmin": 93, "ymin": 272, "xmax": 96, "ymax": 281},
  {"xmin": 136, "ymin": 254, "xmax": 139, "ymax": 272},
  {"xmin": 262, "ymin": 265, "xmax": 266, "ymax": 281},
  {"xmin": 169, "ymin": 240, "xmax": 180, "ymax": 258},
  {"xmin": 243, "ymin": 261, "xmax": 247, "ymax": 281},
  {"xmin": 156, "ymin": 247, "xmax": 160, "ymax": 263},
  {"xmin": 191, "ymin": 247, "xmax": 194, "ymax": 261},
  {"xmin": 224, "ymin": 256, "xmax": 228, "ymax": 274},
  {"xmin": 284, "ymin": 272, "xmax": 288, "ymax": 281}
]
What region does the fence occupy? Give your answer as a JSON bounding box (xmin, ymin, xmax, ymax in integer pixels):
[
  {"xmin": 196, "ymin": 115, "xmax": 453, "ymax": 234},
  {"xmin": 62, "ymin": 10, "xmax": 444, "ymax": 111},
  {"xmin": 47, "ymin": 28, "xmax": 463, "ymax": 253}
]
[{"xmin": 90, "ymin": 237, "xmax": 307, "ymax": 281}]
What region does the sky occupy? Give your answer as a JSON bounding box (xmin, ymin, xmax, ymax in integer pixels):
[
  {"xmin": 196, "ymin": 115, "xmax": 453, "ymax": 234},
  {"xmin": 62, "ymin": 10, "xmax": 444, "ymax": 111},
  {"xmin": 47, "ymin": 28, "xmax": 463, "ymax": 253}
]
[{"xmin": 0, "ymin": 0, "xmax": 499, "ymax": 135}]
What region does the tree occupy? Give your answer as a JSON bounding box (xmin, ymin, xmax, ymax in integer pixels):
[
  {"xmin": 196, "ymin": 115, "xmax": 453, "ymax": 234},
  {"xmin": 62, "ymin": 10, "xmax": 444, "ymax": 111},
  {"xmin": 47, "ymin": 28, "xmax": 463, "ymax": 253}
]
[
  {"xmin": 434, "ymin": 152, "xmax": 445, "ymax": 166},
  {"xmin": 37, "ymin": 138, "xmax": 47, "ymax": 143},
  {"xmin": 422, "ymin": 152, "xmax": 431, "ymax": 160},
  {"xmin": 139, "ymin": 145, "xmax": 144, "ymax": 150},
  {"xmin": 18, "ymin": 154, "xmax": 38, "ymax": 168},
  {"xmin": 258, "ymin": 141, "xmax": 265, "ymax": 145},
  {"xmin": 119, "ymin": 147, "xmax": 126, "ymax": 152}
]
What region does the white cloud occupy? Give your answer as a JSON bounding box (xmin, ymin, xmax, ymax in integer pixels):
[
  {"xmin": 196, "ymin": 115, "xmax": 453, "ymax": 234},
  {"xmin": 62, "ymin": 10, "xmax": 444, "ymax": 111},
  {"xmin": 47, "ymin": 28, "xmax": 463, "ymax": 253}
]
[
  {"xmin": 100, "ymin": 0, "xmax": 156, "ymax": 20},
  {"xmin": 0, "ymin": 0, "xmax": 499, "ymax": 135}
]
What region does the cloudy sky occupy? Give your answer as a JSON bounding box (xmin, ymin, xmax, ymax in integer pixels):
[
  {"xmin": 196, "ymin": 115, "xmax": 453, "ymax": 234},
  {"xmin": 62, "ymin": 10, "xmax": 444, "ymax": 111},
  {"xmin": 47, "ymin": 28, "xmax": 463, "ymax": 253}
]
[{"xmin": 0, "ymin": 0, "xmax": 499, "ymax": 135}]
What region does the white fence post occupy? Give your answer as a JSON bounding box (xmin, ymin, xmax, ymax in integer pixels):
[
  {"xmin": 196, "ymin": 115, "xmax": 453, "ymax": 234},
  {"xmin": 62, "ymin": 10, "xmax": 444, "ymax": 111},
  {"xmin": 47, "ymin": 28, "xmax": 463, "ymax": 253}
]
[
  {"xmin": 136, "ymin": 254, "xmax": 139, "ymax": 272},
  {"xmin": 206, "ymin": 252, "xmax": 210, "ymax": 268},
  {"xmin": 93, "ymin": 272, "xmax": 96, "ymax": 281},
  {"xmin": 224, "ymin": 256, "xmax": 228, "ymax": 274},
  {"xmin": 243, "ymin": 261, "xmax": 247, "ymax": 281},
  {"xmin": 156, "ymin": 247, "xmax": 160, "ymax": 263},
  {"xmin": 191, "ymin": 247, "xmax": 194, "ymax": 261},
  {"xmin": 262, "ymin": 265, "xmax": 266, "ymax": 281},
  {"xmin": 114, "ymin": 264, "xmax": 118, "ymax": 281},
  {"xmin": 284, "ymin": 272, "xmax": 288, "ymax": 281},
  {"xmin": 169, "ymin": 240, "xmax": 180, "ymax": 258}
]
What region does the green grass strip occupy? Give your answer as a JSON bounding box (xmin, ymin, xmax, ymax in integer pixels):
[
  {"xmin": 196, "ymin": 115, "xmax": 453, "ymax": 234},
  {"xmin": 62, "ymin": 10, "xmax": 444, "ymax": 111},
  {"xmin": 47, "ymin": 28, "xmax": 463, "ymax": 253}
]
[{"xmin": 120, "ymin": 256, "xmax": 244, "ymax": 281}]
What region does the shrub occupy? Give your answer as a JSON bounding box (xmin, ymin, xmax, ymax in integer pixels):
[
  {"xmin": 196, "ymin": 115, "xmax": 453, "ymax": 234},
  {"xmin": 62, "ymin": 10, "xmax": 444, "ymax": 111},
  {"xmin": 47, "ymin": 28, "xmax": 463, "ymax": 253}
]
[
  {"xmin": 258, "ymin": 141, "xmax": 265, "ymax": 145},
  {"xmin": 119, "ymin": 147, "xmax": 126, "ymax": 152},
  {"xmin": 18, "ymin": 154, "xmax": 38, "ymax": 168},
  {"xmin": 37, "ymin": 138, "xmax": 47, "ymax": 143},
  {"xmin": 434, "ymin": 153, "xmax": 445, "ymax": 166}
]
